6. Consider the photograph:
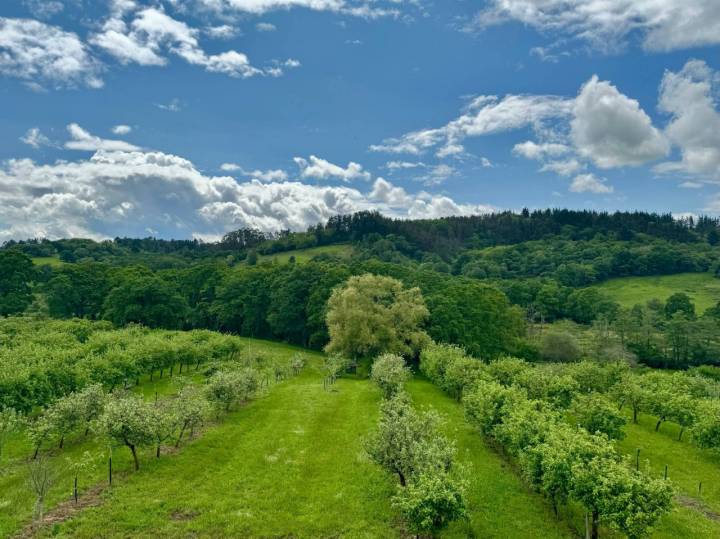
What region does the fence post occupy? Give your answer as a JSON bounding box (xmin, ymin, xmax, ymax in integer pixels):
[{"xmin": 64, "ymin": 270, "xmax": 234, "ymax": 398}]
[
  {"xmin": 109, "ymin": 456, "xmax": 112, "ymax": 486},
  {"xmin": 636, "ymin": 448, "xmax": 640, "ymax": 471},
  {"xmin": 664, "ymin": 465, "xmax": 668, "ymax": 480}
]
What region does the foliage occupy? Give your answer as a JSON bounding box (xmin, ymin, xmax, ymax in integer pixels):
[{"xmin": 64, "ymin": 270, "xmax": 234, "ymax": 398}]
[
  {"xmin": 96, "ymin": 395, "xmax": 156, "ymax": 470},
  {"xmin": 0, "ymin": 407, "xmax": 21, "ymax": 458},
  {"xmin": 0, "ymin": 250, "xmax": 34, "ymax": 317},
  {"xmin": 571, "ymin": 393, "xmax": 627, "ymax": 440},
  {"xmin": 539, "ymin": 331, "xmax": 582, "ymax": 363},
  {"xmin": 370, "ymin": 353, "xmax": 412, "ymax": 399},
  {"xmin": 325, "ymin": 274, "xmax": 430, "ymax": 360}
]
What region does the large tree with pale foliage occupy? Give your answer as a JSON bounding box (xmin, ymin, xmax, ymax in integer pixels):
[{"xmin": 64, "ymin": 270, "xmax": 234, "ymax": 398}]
[{"xmin": 325, "ymin": 274, "xmax": 429, "ymax": 360}]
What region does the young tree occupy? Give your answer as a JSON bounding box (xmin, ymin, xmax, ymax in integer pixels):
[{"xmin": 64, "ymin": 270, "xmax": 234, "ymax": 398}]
[
  {"xmin": 97, "ymin": 395, "xmax": 155, "ymax": 471},
  {"xmin": 27, "ymin": 454, "xmax": 56, "ymax": 523},
  {"xmin": 365, "ymin": 395, "xmax": 440, "ymax": 487},
  {"xmin": 392, "ymin": 467, "xmax": 466, "ymax": 539},
  {"xmin": 325, "ymin": 274, "xmax": 430, "ymax": 360},
  {"xmin": 371, "ymin": 353, "xmax": 412, "ymax": 399},
  {"xmin": 571, "ymin": 393, "xmax": 627, "ymax": 440},
  {"xmin": 693, "ymin": 400, "xmax": 720, "ymax": 451},
  {"xmin": 611, "ymin": 375, "xmax": 648, "ymax": 424},
  {"xmin": 150, "ymin": 405, "xmax": 176, "ymax": 458},
  {"xmin": 173, "ymin": 386, "xmax": 209, "ymax": 447},
  {"xmin": 290, "ymin": 353, "xmax": 306, "ymax": 375},
  {"xmin": 463, "ymin": 380, "xmax": 525, "ymax": 437}
]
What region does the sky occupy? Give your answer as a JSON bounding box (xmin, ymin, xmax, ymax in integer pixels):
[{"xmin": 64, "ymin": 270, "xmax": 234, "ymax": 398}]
[{"xmin": 2, "ymin": 1, "xmax": 720, "ymax": 241}]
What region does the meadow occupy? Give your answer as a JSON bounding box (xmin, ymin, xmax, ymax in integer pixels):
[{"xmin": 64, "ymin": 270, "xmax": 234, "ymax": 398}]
[{"xmin": 593, "ymin": 273, "xmax": 720, "ymax": 313}]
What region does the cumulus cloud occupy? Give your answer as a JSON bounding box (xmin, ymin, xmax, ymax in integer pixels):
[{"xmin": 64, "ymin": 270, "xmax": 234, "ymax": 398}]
[
  {"xmin": 540, "ymin": 159, "xmax": 583, "ymax": 177},
  {"xmin": 20, "ymin": 127, "xmax": 54, "ymax": 149},
  {"xmin": 0, "ymin": 149, "xmax": 494, "ymax": 241},
  {"xmin": 64, "ymin": 124, "xmax": 141, "ymax": 152},
  {"xmin": 90, "ymin": 6, "xmax": 288, "ymax": 78},
  {"xmin": 294, "ymin": 155, "xmax": 371, "ymax": 182},
  {"xmin": 417, "ymin": 164, "xmax": 457, "ymax": 185},
  {"xmin": 571, "ymin": 75, "xmax": 668, "ymax": 168},
  {"xmin": 23, "ymin": 0, "xmax": 64, "ymax": 19},
  {"xmin": 112, "ymin": 124, "xmax": 132, "ymax": 135},
  {"xmin": 205, "ymin": 24, "xmax": 239, "ymax": 39},
  {"xmin": 0, "ymin": 18, "xmax": 103, "ymax": 90},
  {"xmin": 656, "ymin": 60, "xmax": 720, "ymax": 180},
  {"xmin": 256, "ymin": 22, "xmax": 277, "ymax": 31},
  {"xmin": 371, "ymin": 94, "xmax": 572, "ymax": 157},
  {"xmin": 569, "ymin": 173, "xmax": 614, "ymax": 194},
  {"xmin": 471, "ymin": 1, "xmax": 720, "ymax": 53}
]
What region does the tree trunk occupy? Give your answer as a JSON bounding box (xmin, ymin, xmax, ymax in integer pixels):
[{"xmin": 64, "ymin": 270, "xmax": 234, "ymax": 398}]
[
  {"xmin": 59, "ymin": 434, "xmax": 64, "ymax": 449},
  {"xmin": 633, "ymin": 407, "xmax": 638, "ymax": 424},
  {"xmin": 678, "ymin": 428, "xmax": 684, "ymax": 441},
  {"xmin": 129, "ymin": 444, "xmax": 140, "ymax": 471},
  {"xmin": 591, "ymin": 509, "xmax": 599, "ymax": 539},
  {"xmin": 156, "ymin": 444, "xmax": 161, "ymax": 458},
  {"xmin": 33, "ymin": 445, "xmax": 40, "ymax": 460},
  {"xmin": 398, "ymin": 471, "xmax": 406, "ymax": 487},
  {"xmin": 655, "ymin": 419, "xmax": 663, "ymax": 432},
  {"xmin": 176, "ymin": 424, "xmax": 186, "ymax": 448}
]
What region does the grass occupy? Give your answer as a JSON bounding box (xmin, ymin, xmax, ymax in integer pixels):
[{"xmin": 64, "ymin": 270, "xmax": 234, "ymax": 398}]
[
  {"xmin": 4, "ymin": 336, "xmax": 720, "ymax": 538},
  {"xmin": 593, "ymin": 273, "xmax": 720, "ymax": 313},
  {"xmin": 406, "ymin": 377, "xmax": 573, "ymax": 538},
  {"xmin": 256, "ymin": 244, "xmax": 353, "ymax": 264},
  {"xmin": 31, "ymin": 256, "xmax": 64, "ymax": 267},
  {"xmin": 615, "ymin": 410, "xmax": 720, "ymax": 538}
]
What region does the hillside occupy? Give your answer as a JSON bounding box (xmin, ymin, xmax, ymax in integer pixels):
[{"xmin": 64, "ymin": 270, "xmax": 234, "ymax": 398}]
[{"xmin": 593, "ymin": 273, "xmax": 720, "ymax": 313}]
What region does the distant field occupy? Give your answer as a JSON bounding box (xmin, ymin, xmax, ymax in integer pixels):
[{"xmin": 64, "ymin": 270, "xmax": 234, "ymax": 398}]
[
  {"xmin": 593, "ymin": 273, "xmax": 720, "ymax": 313},
  {"xmin": 257, "ymin": 244, "xmax": 352, "ymax": 264},
  {"xmin": 31, "ymin": 256, "xmax": 64, "ymax": 267}
]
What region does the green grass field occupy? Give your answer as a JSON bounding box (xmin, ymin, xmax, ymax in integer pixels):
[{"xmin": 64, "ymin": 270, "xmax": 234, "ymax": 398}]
[
  {"xmin": 593, "ymin": 273, "xmax": 720, "ymax": 313},
  {"xmin": 256, "ymin": 244, "xmax": 353, "ymax": 264},
  {"xmin": 4, "ymin": 337, "xmax": 720, "ymax": 537}
]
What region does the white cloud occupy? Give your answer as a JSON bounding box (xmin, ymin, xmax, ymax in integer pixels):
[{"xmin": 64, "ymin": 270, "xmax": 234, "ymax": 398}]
[
  {"xmin": 192, "ymin": 0, "xmax": 405, "ymax": 19},
  {"xmin": 656, "ymin": 60, "xmax": 720, "ymax": 180},
  {"xmin": 418, "ymin": 164, "xmax": 457, "ymax": 185},
  {"xmin": 294, "ymin": 155, "xmax": 371, "ymax": 182},
  {"xmin": 64, "ymin": 124, "xmax": 141, "ymax": 152},
  {"xmin": 23, "ymin": 0, "xmax": 64, "ymax": 19},
  {"xmin": 571, "ymin": 75, "xmax": 668, "ymax": 168},
  {"xmin": 513, "ymin": 140, "xmax": 570, "ymax": 160},
  {"xmin": 205, "ymin": 24, "xmax": 239, "ymax": 39},
  {"xmin": 385, "ymin": 161, "xmax": 426, "ymax": 170},
  {"xmin": 221, "ymin": 163, "xmax": 289, "ymax": 182},
  {"xmin": 371, "ymin": 94, "xmax": 572, "ymax": 157},
  {"xmin": 480, "ymin": 157, "xmax": 493, "ymax": 168},
  {"xmin": 540, "ymin": 159, "xmax": 583, "ymax": 177},
  {"xmin": 569, "ymin": 173, "xmax": 614, "ymax": 194},
  {"xmin": 256, "ymin": 22, "xmax": 277, "ymax": 31},
  {"xmin": 90, "ymin": 6, "xmax": 290, "ymax": 78},
  {"xmin": 679, "ymin": 181, "xmax": 703, "ymax": 189},
  {"xmin": 471, "ymin": 1, "xmax": 720, "ymax": 53},
  {"xmin": 0, "ymin": 150, "xmax": 494, "ymax": 241},
  {"xmin": 220, "ymin": 163, "xmax": 241, "ymax": 172},
  {"xmin": 0, "ymin": 18, "xmax": 103, "ymax": 90},
  {"xmin": 20, "ymin": 127, "xmax": 54, "ymax": 149},
  {"xmin": 112, "ymin": 124, "xmax": 132, "ymax": 135}
]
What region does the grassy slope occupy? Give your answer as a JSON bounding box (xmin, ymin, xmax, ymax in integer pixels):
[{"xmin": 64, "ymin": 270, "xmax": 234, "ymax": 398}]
[
  {"xmin": 256, "ymin": 244, "xmax": 352, "ymax": 264},
  {"xmin": 616, "ymin": 411, "xmax": 720, "ymax": 538},
  {"xmin": 593, "ymin": 273, "xmax": 720, "ymax": 313}
]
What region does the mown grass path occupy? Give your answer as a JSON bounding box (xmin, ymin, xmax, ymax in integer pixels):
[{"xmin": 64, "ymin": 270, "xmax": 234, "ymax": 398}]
[{"xmin": 406, "ymin": 377, "xmax": 574, "ymax": 539}]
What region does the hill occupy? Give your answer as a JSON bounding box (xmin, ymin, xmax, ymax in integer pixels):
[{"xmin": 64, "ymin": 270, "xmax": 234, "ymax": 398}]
[{"xmin": 593, "ymin": 273, "xmax": 720, "ymax": 313}]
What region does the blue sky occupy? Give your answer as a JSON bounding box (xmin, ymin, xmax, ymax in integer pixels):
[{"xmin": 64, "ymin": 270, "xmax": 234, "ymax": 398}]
[{"xmin": 2, "ymin": 0, "xmax": 720, "ymax": 241}]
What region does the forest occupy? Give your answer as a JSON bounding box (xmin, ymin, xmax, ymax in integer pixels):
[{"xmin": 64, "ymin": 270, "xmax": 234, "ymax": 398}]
[{"xmin": 2, "ymin": 209, "xmax": 720, "ymax": 538}]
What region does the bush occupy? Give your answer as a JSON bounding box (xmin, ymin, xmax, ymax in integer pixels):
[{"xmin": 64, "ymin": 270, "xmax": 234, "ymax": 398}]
[
  {"xmin": 539, "ymin": 331, "xmax": 581, "ymax": 363},
  {"xmin": 370, "ymin": 354, "xmax": 411, "ymax": 399}
]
